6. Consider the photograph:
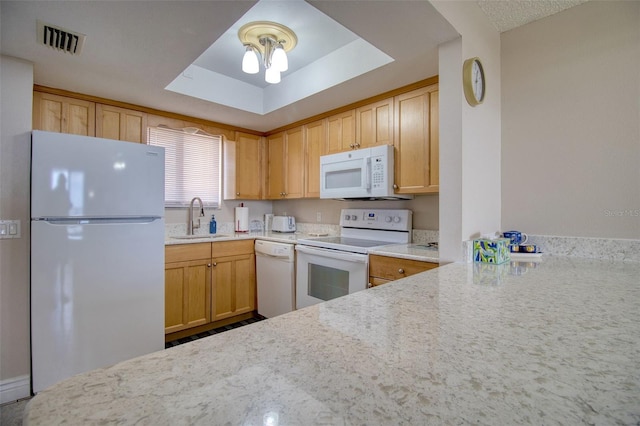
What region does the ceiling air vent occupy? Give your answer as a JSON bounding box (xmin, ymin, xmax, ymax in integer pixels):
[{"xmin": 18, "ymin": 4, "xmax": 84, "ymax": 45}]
[{"xmin": 37, "ymin": 20, "xmax": 86, "ymax": 55}]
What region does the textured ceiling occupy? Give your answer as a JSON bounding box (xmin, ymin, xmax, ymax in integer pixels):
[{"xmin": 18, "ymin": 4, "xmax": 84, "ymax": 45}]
[{"xmin": 477, "ymin": 0, "xmax": 591, "ymax": 32}]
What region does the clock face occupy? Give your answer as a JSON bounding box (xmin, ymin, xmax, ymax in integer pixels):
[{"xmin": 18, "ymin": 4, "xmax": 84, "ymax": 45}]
[
  {"xmin": 472, "ymin": 60, "xmax": 485, "ymax": 102},
  {"xmin": 463, "ymin": 57, "xmax": 485, "ymax": 106}
]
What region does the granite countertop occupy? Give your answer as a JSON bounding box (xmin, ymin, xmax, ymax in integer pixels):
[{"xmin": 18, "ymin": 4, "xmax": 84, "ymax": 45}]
[
  {"xmin": 370, "ymin": 243, "xmax": 440, "ymax": 263},
  {"xmin": 164, "ymin": 231, "xmax": 305, "ymax": 245},
  {"xmin": 24, "ymin": 256, "xmax": 640, "ymax": 425}
]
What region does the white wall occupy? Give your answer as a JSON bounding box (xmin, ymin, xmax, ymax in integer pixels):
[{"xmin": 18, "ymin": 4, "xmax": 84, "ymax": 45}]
[
  {"xmin": 0, "ymin": 55, "xmax": 33, "ymax": 401},
  {"xmin": 431, "ymin": 1, "xmax": 502, "ymax": 261},
  {"xmin": 501, "ymin": 1, "xmax": 640, "ymax": 239}
]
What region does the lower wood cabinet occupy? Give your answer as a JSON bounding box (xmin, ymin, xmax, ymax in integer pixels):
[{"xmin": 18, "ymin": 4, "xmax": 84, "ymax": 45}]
[
  {"xmin": 164, "ymin": 243, "xmax": 212, "ymax": 334},
  {"xmin": 369, "ymin": 254, "xmax": 438, "ymax": 287},
  {"xmin": 164, "ymin": 240, "xmax": 256, "ymax": 335},
  {"xmin": 211, "ymin": 240, "xmax": 256, "ymax": 322}
]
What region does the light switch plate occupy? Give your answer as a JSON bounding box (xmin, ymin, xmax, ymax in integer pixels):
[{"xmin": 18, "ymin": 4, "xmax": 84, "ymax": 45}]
[{"xmin": 0, "ymin": 220, "xmax": 21, "ymax": 239}]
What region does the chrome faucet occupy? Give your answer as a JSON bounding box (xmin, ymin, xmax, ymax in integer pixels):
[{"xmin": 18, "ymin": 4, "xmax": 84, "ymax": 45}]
[{"xmin": 187, "ymin": 197, "xmax": 204, "ymax": 235}]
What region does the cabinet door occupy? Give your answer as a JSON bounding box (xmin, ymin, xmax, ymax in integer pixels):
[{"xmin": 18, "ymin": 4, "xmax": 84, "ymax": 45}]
[
  {"xmin": 356, "ymin": 98, "xmax": 393, "ymax": 149},
  {"xmin": 224, "ymin": 133, "xmax": 263, "ymax": 200},
  {"xmin": 96, "ymin": 104, "xmax": 147, "ymax": 143},
  {"xmin": 233, "ymin": 254, "xmax": 256, "ymax": 315},
  {"xmin": 266, "ymin": 132, "xmax": 286, "ymax": 199},
  {"xmin": 284, "ymin": 126, "xmax": 304, "ymax": 199},
  {"xmin": 327, "ymin": 110, "xmax": 355, "ymax": 153},
  {"xmin": 211, "ymin": 240, "xmax": 256, "ymax": 322},
  {"xmin": 165, "ymin": 258, "xmax": 212, "ymax": 334},
  {"xmin": 304, "ymin": 119, "xmax": 326, "ymax": 198},
  {"xmin": 393, "ymin": 85, "xmax": 439, "ymax": 194},
  {"xmin": 33, "ymin": 92, "xmax": 95, "ymax": 136},
  {"xmin": 211, "ymin": 253, "xmax": 256, "ymax": 321}
]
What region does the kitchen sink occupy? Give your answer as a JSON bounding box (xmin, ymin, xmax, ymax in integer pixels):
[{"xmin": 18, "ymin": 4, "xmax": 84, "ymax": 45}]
[{"xmin": 171, "ymin": 234, "xmax": 230, "ymax": 240}]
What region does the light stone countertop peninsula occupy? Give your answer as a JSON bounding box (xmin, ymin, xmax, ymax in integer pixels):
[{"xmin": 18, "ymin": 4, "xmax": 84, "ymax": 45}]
[{"xmin": 24, "ymin": 257, "xmax": 640, "ymax": 425}]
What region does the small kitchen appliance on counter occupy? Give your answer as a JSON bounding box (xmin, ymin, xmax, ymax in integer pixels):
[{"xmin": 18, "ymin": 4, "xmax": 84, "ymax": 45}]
[{"xmin": 272, "ymin": 215, "xmax": 296, "ymax": 233}]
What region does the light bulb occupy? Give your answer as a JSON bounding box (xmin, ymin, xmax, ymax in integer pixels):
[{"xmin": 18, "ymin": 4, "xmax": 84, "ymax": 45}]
[
  {"xmin": 242, "ymin": 46, "xmax": 259, "ymax": 74},
  {"xmin": 265, "ymin": 67, "xmax": 281, "ymax": 84},
  {"xmin": 271, "ymin": 44, "xmax": 288, "ymax": 72}
]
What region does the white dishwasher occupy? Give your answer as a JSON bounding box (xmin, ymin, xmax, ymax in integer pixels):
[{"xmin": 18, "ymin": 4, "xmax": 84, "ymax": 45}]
[{"xmin": 255, "ymin": 240, "xmax": 295, "ymax": 318}]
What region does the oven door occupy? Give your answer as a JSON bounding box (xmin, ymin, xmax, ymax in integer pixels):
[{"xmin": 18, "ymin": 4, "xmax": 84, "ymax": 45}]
[{"xmin": 295, "ymin": 245, "xmax": 368, "ymax": 309}]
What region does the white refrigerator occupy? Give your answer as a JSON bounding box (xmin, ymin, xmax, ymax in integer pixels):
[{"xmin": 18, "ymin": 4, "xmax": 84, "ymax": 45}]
[{"xmin": 30, "ymin": 130, "xmax": 165, "ymax": 393}]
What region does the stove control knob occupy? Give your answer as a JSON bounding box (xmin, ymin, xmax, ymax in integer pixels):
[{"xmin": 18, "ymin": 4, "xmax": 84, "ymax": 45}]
[
  {"xmin": 344, "ymin": 215, "xmax": 351, "ymax": 221},
  {"xmin": 351, "ymin": 215, "xmax": 358, "ymax": 221},
  {"xmin": 385, "ymin": 216, "xmax": 392, "ymax": 223},
  {"xmin": 393, "ymin": 216, "xmax": 401, "ymax": 223}
]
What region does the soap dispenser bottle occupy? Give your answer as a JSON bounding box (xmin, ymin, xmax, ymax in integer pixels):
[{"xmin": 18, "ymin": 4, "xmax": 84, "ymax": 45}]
[{"xmin": 209, "ymin": 215, "xmax": 217, "ymax": 234}]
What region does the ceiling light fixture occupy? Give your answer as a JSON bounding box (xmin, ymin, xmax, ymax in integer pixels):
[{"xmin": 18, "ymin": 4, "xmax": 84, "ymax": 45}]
[{"xmin": 238, "ymin": 21, "xmax": 297, "ymax": 84}]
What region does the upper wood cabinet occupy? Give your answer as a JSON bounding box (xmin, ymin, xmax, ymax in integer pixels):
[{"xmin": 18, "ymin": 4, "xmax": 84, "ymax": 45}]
[
  {"xmin": 96, "ymin": 104, "xmax": 147, "ymax": 143},
  {"xmin": 224, "ymin": 132, "xmax": 263, "ymax": 200},
  {"xmin": 327, "ymin": 110, "xmax": 355, "ymax": 153},
  {"xmin": 303, "ymin": 119, "xmax": 327, "ymax": 198},
  {"xmin": 355, "ymin": 97, "xmax": 394, "ymax": 149},
  {"xmin": 393, "ymin": 84, "xmax": 439, "ymax": 194},
  {"xmin": 33, "ymin": 92, "xmax": 96, "ymax": 136},
  {"xmin": 267, "ymin": 127, "xmax": 304, "ymax": 199}
]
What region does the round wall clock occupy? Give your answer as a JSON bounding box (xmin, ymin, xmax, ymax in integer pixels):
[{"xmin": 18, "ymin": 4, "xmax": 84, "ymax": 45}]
[{"xmin": 462, "ymin": 57, "xmax": 485, "ymax": 106}]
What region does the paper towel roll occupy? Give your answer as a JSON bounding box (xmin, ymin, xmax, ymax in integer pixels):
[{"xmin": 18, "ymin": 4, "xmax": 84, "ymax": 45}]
[{"xmin": 235, "ymin": 207, "xmax": 249, "ymax": 232}]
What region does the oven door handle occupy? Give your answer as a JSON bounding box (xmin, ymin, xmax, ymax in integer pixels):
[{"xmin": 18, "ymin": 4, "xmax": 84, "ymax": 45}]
[{"xmin": 295, "ymin": 245, "xmax": 368, "ymax": 263}]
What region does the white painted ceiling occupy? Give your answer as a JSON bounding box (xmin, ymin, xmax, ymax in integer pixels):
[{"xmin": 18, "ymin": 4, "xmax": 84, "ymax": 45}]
[{"xmin": 0, "ymin": 1, "xmax": 588, "ymax": 132}]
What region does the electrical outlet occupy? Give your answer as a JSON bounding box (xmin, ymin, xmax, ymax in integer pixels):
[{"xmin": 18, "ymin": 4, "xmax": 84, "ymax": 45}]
[
  {"xmin": 316, "ymin": 212, "xmax": 322, "ymax": 222},
  {"xmin": 0, "ymin": 220, "xmax": 20, "ymax": 239}
]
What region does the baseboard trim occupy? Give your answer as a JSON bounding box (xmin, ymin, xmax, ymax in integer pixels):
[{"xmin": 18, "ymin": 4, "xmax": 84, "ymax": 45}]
[{"xmin": 0, "ymin": 375, "xmax": 30, "ymax": 404}]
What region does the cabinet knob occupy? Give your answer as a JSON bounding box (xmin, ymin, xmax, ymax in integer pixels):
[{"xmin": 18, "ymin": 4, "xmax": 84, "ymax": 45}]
[
  {"xmin": 349, "ymin": 144, "xmax": 354, "ymax": 149},
  {"xmin": 236, "ymin": 192, "xmax": 240, "ymax": 196},
  {"xmin": 207, "ymin": 263, "xmax": 212, "ymax": 267},
  {"xmin": 213, "ymin": 262, "xmax": 217, "ymax": 267},
  {"xmin": 393, "ymin": 184, "xmax": 398, "ymax": 189},
  {"xmin": 355, "ymin": 143, "xmax": 360, "ymax": 148},
  {"xmin": 398, "ymin": 268, "xmax": 405, "ymax": 274}
]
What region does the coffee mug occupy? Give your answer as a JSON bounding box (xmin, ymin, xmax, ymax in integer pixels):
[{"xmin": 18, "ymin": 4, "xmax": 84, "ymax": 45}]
[{"xmin": 503, "ymin": 230, "xmax": 528, "ymax": 245}]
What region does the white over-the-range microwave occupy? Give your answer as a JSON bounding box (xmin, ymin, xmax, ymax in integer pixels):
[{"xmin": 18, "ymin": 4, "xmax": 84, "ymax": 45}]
[{"xmin": 320, "ymin": 144, "xmax": 412, "ymax": 200}]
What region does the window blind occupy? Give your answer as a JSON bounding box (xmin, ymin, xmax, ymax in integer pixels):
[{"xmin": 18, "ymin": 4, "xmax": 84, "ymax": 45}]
[{"xmin": 148, "ymin": 127, "xmax": 222, "ymax": 208}]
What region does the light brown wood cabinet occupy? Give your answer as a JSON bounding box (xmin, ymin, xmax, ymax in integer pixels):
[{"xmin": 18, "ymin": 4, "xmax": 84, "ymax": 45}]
[
  {"xmin": 369, "ymin": 254, "xmax": 438, "ymax": 287},
  {"xmin": 165, "ymin": 240, "xmax": 257, "ymax": 335},
  {"xmin": 327, "ymin": 110, "xmax": 356, "ymax": 153},
  {"xmin": 211, "ymin": 240, "xmax": 256, "ymax": 322},
  {"xmin": 96, "ymin": 104, "xmax": 147, "ymax": 143},
  {"xmin": 164, "ymin": 243, "xmax": 212, "ymax": 334},
  {"xmin": 267, "ymin": 127, "xmax": 304, "ymax": 199},
  {"xmin": 224, "ymin": 132, "xmax": 264, "ymax": 200},
  {"xmin": 393, "ymin": 85, "xmax": 439, "ymax": 194},
  {"xmin": 303, "ymin": 119, "xmax": 327, "ymax": 198},
  {"xmin": 355, "ymin": 97, "xmax": 394, "ymax": 149},
  {"xmin": 33, "ymin": 92, "xmax": 96, "ymax": 136}
]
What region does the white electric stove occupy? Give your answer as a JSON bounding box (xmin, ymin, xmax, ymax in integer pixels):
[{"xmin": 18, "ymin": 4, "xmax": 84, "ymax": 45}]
[{"xmin": 295, "ymin": 208, "xmax": 412, "ymax": 308}]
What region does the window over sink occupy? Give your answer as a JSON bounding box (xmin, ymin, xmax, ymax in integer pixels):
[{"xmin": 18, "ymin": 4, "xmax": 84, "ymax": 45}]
[{"xmin": 148, "ymin": 126, "xmax": 221, "ymax": 208}]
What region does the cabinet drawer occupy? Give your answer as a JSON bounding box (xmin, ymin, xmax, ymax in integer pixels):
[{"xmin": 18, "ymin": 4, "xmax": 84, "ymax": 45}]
[
  {"xmin": 212, "ymin": 239, "xmax": 254, "ymax": 258},
  {"xmin": 165, "ymin": 243, "xmax": 211, "ymax": 263},
  {"xmin": 369, "ymin": 254, "xmax": 438, "ymax": 281}
]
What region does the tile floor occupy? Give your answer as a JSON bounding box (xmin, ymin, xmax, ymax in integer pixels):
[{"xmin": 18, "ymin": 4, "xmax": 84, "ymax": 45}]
[{"xmin": 1, "ymin": 315, "xmax": 267, "ymax": 425}]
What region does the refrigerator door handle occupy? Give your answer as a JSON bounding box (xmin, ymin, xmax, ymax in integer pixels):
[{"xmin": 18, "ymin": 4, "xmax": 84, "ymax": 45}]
[{"xmin": 37, "ymin": 217, "xmax": 161, "ymax": 225}]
